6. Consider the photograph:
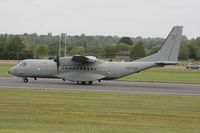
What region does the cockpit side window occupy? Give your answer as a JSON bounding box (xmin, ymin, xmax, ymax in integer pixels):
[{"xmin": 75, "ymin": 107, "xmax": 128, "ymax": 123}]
[{"xmin": 19, "ymin": 62, "xmax": 27, "ymax": 67}]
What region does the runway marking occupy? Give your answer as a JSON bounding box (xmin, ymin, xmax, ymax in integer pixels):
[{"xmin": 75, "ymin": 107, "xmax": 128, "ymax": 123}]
[{"xmin": 0, "ymin": 85, "xmax": 200, "ymax": 96}]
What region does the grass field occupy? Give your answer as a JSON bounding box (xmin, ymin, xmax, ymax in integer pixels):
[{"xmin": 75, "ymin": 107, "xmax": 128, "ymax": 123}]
[
  {"xmin": 120, "ymin": 67, "xmax": 200, "ymax": 84},
  {"xmin": 0, "ymin": 89, "xmax": 199, "ymax": 133},
  {"xmin": 0, "ymin": 64, "xmax": 14, "ymax": 77}
]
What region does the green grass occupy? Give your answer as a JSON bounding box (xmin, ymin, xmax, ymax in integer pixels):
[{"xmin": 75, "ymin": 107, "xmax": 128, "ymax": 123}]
[
  {"xmin": 120, "ymin": 68, "xmax": 200, "ymax": 84},
  {"xmin": 0, "ymin": 64, "xmax": 14, "ymax": 77},
  {"xmin": 0, "ymin": 89, "xmax": 199, "ymax": 133}
]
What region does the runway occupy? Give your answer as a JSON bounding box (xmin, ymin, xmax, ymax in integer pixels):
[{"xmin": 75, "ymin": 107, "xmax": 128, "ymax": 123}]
[{"xmin": 0, "ymin": 77, "xmax": 200, "ymax": 96}]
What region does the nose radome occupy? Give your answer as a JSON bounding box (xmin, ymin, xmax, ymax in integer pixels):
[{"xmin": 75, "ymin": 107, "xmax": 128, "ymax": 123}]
[{"xmin": 9, "ymin": 67, "xmax": 15, "ymax": 75}]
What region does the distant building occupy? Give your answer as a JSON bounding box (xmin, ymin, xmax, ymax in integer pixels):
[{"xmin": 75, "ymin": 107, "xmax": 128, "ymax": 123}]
[{"xmin": 115, "ymin": 51, "xmax": 130, "ymax": 60}]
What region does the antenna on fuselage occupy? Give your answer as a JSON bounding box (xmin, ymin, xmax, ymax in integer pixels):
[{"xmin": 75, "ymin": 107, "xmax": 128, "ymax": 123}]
[
  {"xmin": 54, "ymin": 34, "xmax": 61, "ymax": 73},
  {"xmin": 59, "ymin": 34, "xmax": 61, "ymax": 57},
  {"xmin": 64, "ymin": 33, "xmax": 67, "ymax": 57}
]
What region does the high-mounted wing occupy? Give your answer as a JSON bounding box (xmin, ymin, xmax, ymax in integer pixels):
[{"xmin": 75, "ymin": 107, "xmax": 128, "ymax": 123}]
[{"xmin": 72, "ymin": 55, "xmax": 96, "ymax": 63}]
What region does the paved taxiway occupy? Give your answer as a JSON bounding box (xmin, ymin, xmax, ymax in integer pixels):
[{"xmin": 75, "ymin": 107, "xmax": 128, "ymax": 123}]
[{"xmin": 0, "ymin": 77, "xmax": 200, "ymax": 96}]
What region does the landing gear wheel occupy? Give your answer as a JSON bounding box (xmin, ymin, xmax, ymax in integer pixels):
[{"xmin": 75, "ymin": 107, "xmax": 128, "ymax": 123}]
[
  {"xmin": 81, "ymin": 82, "xmax": 86, "ymax": 85},
  {"xmin": 88, "ymin": 81, "xmax": 93, "ymax": 85},
  {"xmin": 23, "ymin": 78, "xmax": 28, "ymax": 83}
]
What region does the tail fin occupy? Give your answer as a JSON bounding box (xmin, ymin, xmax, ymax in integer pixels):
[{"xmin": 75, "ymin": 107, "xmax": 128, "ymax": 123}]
[{"xmin": 135, "ymin": 26, "xmax": 183, "ymax": 64}]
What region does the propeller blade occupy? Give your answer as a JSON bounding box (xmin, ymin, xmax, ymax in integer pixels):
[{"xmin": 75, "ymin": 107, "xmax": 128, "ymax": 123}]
[{"xmin": 54, "ymin": 55, "xmax": 60, "ymax": 73}]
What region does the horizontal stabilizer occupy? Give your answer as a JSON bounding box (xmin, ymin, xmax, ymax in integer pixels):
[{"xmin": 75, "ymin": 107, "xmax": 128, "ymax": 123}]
[{"xmin": 155, "ymin": 61, "xmax": 178, "ymax": 65}]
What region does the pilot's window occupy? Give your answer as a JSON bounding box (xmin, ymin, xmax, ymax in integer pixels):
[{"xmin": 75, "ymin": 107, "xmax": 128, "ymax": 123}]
[{"xmin": 19, "ymin": 62, "xmax": 27, "ymax": 67}]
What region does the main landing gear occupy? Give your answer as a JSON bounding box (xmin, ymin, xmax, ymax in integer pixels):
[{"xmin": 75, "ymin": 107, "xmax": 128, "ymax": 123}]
[
  {"xmin": 23, "ymin": 77, "xmax": 29, "ymax": 83},
  {"xmin": 76, "ymin": 81, "xmax": 93, "ymax": 85}
]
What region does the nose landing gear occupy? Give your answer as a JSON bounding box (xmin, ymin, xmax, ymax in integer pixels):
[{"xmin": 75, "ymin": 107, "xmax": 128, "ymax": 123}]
[{"xmin": 23, "ymin": 78, "xmax": 29, "ymax": 83}]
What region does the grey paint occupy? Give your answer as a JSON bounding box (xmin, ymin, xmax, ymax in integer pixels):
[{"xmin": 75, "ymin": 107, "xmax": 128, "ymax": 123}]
[{"xmin": 9, "ymin": 26, "xmax": 183, "ymax": 83}]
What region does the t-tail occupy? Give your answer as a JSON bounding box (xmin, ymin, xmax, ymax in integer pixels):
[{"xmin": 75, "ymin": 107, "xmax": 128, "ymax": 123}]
[{"xmin": 135, "ymin": 26, "xmax": 183, "ymax": 65}]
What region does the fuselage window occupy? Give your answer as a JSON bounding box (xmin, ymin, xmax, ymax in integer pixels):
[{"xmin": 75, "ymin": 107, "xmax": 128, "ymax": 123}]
[
  {"xmin": 87, "ymin": 68, "xmax": 89, "ymax": 70},
  {"xmin": 65, "ymin": 67, "xmax": 68, "ymax": 70},
  {"xmin": 69, "ymin": 67, "xmax": 71, "ymax": 70},
  {"xmin": 84, "ymin": 68, "xmax": 86, "ymax": 70},
  {"xmin": 80, "ymin": 67, "xmax": 82, "ymax": 70},
  {"xmin": 73, "ymin": 67, "xmax": 75, "ymax": 70},
  {"xmin": 91, "ymin": 68, "xmax": 93, "ymax": 70},
  {"xmin": 76, "ymin": 67, "xmax": 79, "ymax": 70}
]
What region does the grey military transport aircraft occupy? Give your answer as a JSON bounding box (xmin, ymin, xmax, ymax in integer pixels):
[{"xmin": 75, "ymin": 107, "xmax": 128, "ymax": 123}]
[{"xmin": 9, "ymin": 26, "xmax": 183, "ymax": 85}]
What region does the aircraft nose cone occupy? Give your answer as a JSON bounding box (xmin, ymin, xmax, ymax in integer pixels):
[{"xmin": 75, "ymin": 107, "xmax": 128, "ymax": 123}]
[{"xmin": 9, "ymin": 67, "xmax": 15, "ymax": 76}]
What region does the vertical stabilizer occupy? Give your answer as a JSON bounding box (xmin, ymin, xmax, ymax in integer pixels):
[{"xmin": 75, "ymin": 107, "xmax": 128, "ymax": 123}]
[{"xmin": 135, "ymin": 26, "xmax": 183, "ymax": 63}]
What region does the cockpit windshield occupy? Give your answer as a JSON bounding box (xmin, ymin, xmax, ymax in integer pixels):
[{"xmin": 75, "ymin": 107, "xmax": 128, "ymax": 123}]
[{"xmin": 19, "ymin": 61, "xmax": 27, "ymax": 67}]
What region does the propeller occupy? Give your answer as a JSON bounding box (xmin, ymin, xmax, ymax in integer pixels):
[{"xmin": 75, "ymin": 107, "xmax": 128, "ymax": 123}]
[{"xmin": 54, "ymin": 55, "xmax": 60, "ymax": 73}]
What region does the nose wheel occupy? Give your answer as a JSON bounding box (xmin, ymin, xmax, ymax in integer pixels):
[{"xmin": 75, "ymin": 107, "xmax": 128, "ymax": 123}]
[{"xmin": 23, "ymin": 78, "xmax": 29, "ymax": 83}]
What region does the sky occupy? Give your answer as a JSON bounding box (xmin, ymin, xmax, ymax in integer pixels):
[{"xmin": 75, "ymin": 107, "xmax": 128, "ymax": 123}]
[{"xmin": 0, "ymin": 0, "xmax": 199, "ymax": 38}]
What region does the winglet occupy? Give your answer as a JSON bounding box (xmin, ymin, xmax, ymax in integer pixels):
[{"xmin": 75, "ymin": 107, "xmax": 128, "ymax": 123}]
[{"xmin": 135, "ymin": 26, "xmax": 183, "ymax": 63}]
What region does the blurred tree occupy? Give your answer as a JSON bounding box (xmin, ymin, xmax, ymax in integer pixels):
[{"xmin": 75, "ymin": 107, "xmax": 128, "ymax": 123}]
[
  {"xmin": 36, "ymin": 44, "xmax": 49, "ymax": 58},
  {"xmin": 149, "ymin": 45, "xmax": 161, "ymax": 55},
  {"xmin": 6, "ymin": 36, "xmax": 25, "ymax": 60},
  {"xmin": 69, "ymin": 46, "xmax": 86, "ymax": 55},
  {"xmin": 116, "ymin": 43, "xmax": 130, "ymax": 52},
  {"xmin": 179, "ymin": 44, "xmax": 190, "ymax": 60},
  {"xmin": 118, "ymin": 37, "xmax": 133, "ymax": 45},
  {"xmin": 129, "ymin": 41, "xmax": 145, "ymax": 60},
  {"xmin": 103, "ymin": 44, "xmax": 118, "ymax": 58}
]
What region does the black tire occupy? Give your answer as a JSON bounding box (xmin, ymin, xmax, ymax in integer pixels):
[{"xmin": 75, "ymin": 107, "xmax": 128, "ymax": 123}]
[
  {"xmin": 23, "ymin": 78, "xmax": 28, "ymax": 83},
  {"xmin": 81, "ymin": 82, "xmax": 86, "ymax": 85}
]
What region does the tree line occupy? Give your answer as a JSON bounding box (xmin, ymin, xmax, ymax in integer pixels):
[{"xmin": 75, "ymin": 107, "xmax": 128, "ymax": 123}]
[{"xmin": 0, "ymin": 33, "xmax": 200, "ymax": 60}]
